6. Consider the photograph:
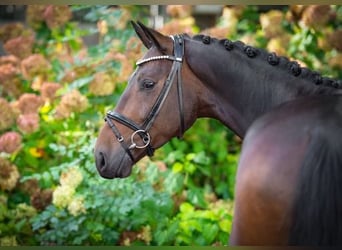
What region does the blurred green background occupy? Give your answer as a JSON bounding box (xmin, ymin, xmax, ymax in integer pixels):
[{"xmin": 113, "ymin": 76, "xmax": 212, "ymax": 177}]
[{"xmin": 0, "ymin": 5, "xmax": 341, "ymax": 246}]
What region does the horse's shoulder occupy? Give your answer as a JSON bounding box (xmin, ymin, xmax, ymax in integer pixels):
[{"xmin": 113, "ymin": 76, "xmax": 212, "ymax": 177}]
[{"xmin": 239, "ymin": 94, "xmax": 342, "ymax": 189}]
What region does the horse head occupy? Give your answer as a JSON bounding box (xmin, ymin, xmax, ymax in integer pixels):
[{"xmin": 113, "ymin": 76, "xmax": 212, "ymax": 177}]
[{"xmin": 94, "ymin": 22, "xmax": 201, "ymax": 178}]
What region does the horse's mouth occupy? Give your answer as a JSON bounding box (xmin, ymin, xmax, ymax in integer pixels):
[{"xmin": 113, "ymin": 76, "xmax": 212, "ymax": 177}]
[{"xmin": 95, "ymin": 150, "xmax": 133, "ymax": 179}]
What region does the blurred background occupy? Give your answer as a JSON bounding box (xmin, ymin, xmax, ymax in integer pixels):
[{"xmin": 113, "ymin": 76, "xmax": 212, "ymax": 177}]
[{"xmin": 0, "ymin": 5, "xmax": 341, "ymax": 246}]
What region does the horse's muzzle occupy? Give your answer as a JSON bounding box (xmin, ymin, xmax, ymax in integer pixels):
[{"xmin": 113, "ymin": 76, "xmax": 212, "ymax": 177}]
[{"xmin": 94, "ymin": 149, "xmax": 132, "ymax": 179}]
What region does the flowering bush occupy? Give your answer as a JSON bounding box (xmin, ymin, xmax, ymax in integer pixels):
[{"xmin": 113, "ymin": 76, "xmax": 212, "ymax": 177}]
[{"xmin": 0, "ymin": 5, "xmax": 341, "ymax": 246}]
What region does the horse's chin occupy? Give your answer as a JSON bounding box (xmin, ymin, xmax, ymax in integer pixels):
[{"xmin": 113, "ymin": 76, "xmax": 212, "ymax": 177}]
[{"xmin": 95, "ymin": 151, "xmax": 133, "ymax": 179}]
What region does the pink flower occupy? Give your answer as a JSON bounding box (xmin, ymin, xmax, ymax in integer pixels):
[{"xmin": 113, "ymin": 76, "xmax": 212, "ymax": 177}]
[
  {"xmin": 0, "ymin": 55, "xmax": 19, "ymax": 67},
  {"xmin": 43, "ymin": 5, "xmax": 72, "ymax": 29},
  {"xmin": 40, "ymin": 82, "xmax": 62, "ymax": 102},
  {"xmin": 4, "ymin": 35, "xmax": 35, "ymax": 59},
  {"xmin": 17, "ymin": 113, "xmax": 40, "ymax": 134},
  {"xmin": 0, "ymin": 131, "xmax": 22, "ymax": 154},
  {"xmin": 17, "ymin": 93, "xmax": 43, "ymax": 115},
  {"xmin": 0, "ymin": 62, "xmax": 23, "ymax": 98},
  {"xmin": 55, "ymin": 90, "xmax": 88, "ymax": 119},
  {"xmin": 20, "ymin": 54, "xmax": 50, "ymax": 80}
]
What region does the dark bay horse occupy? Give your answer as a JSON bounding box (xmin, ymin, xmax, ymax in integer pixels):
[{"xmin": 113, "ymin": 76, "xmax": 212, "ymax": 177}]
[{"xmin": 94, "ymin": 21, "xmax": 342, "ymax": 245}]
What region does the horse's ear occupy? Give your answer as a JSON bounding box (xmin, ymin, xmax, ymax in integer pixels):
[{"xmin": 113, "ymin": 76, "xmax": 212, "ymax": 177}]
[
  {"xmin": 131, "ymin": 21, "xmax": 153, "ymax": 49},
  {"xmin": 133, "ymin": 21, "xmax": 172, "ymax": 53}
]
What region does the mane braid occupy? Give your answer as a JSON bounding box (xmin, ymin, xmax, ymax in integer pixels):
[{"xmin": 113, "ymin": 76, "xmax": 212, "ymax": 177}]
[{"xmin": 192, "ymin": 34, "xmax": 342, "ymax": 91}]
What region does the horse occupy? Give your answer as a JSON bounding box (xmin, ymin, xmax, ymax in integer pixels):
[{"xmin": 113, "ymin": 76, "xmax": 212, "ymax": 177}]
[{"xmin": 94, "ymin": 21, "xmax": 342, "ymax": 245}]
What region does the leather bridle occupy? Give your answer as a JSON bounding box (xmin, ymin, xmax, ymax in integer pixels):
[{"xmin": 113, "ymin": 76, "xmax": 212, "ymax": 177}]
[{"xmin": 104, "ymin": 34, "xmax": 185, "ymax": 162}]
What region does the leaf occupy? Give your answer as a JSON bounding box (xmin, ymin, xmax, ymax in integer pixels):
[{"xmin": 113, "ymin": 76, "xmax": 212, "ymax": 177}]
[
  {"xmin": 172, "ymin": 162, "xmax": 183, "ymax": 173},
  {"xmin": 219, "ymin": 219, "xmax": 232, "ymax": 233},
  {"xmin": 203, "ymin": 224, "xmax": 219, "ymax": 243},
  {"xmin": 192, "ymin": 151, "xmax": 210, "ymax": 165},
  {"xmin": 163, "ymin": 172, "xmax": 184, "ymax": 194},
  {"xmin": 179, "ymin": 202, "xmax": 194, "ymax": 214},
  {"xmin": 67, "ymin": 76, "xmax": 94, "ymax": 92},
  {"xmin": 187, "ymin": 188, "xmax": 207, "ymax": 208}
]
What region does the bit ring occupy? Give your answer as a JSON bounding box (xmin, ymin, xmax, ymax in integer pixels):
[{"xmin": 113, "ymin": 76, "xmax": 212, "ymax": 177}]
[{"xmin": 130, "ymin": 130, "xmax": 151, "ymax": 149}]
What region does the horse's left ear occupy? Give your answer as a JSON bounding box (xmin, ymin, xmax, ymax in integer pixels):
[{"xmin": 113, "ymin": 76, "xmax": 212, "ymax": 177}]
[
  {"xmin": 133, "ymin": 21, "xmax": 172, "ymax": 53},
  {"xmin": 131, "ymin": 21, "xmax": 153, "ymax": 49}
]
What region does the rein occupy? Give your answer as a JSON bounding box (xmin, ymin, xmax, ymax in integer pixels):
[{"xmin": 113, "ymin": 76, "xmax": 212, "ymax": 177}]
[{"xmin": 105, "ymin": 34, "xmax": 185, "ymax": 162}]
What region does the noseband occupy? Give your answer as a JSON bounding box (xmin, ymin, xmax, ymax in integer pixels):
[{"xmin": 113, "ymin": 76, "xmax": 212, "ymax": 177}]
[{"xmin": 105, "ymin": 35, "xmax": 185, "ymax": 162}]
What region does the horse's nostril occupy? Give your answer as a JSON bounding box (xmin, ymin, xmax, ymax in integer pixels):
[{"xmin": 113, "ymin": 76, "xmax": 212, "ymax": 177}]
[
  {"xmin": 95, "ymin": 151, "xmax": 107, "ymax": 170},
  {"xmin": 100, "ymin": 152, "xmax": 106, "ymax": 167}
]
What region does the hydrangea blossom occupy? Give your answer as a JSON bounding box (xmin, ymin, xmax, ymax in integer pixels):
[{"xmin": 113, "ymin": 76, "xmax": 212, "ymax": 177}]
[
  {"xmin": 40, "ymin": 82, "xmax": 62, "ymax": 102},
  {"xmin": 67, "ymin": 196, "xmax": 86, "ymax": 216},
  {"xmin": 89, "ymin": 71, "xmax": 116, "ymax": 96},
  {"xmin": 60, "ymin": 166, "xmax": 83, "ymax": 189},
  {"xmin": 17, "ymin": 113, "xmax": 40, "ymax": 134},
  {"xmin": 0, "ymin": 131, "xmax": 22, "ymax": 154},
  {"xmin": 0, "ymin": 157, "xmax": 20, "ymax": 191},
  {"xmin": 55, "ymin": 90, "xmax": 88, "ymax": 119},
  {"xmin": 52, "ymin": 185, "xmax": 75, "ymax": 208},
  {"xmin": 0, "ymin": 98, "xmax": 16, "ymax": 131},
  {"xmin": 17, "ymin": 93, "xmax": 43, "ymax": 115},
  {"xmin": 20, "ymin": 54, "xmax": 51, "ymax": 80}
]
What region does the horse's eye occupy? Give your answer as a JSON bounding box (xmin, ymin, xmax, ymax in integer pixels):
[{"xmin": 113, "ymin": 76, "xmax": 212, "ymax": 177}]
[{"xmin": 142, "ymin": 80, "xmax": 155, "ymax": 90}]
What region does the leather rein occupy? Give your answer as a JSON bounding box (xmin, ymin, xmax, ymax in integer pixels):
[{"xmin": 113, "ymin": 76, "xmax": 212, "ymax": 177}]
[{"xmin": 105, "ymin": 34, "xmax": 185, "ymax": 162}]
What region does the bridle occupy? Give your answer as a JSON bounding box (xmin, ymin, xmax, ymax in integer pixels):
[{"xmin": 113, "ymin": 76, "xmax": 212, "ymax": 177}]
[{"xmin": 104, "ymin": 34, "xmax": 185, "ymax": 162}]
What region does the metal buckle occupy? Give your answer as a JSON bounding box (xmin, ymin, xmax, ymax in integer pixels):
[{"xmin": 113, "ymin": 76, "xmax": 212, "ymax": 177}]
[{"xmin": 129, "ymin": 130, "xmax": 151, "ymax": 149}]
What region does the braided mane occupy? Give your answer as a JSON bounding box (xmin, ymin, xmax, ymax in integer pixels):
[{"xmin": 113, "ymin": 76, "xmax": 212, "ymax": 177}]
[{"xmin": 192, "ymin": 34, "xmax": 342, "ymax": 90}]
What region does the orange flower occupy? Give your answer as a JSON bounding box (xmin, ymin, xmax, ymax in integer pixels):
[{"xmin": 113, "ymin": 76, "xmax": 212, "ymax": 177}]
[{"xmin": 29, "ymin": 147, "xmax": 45, "ymax": 158}]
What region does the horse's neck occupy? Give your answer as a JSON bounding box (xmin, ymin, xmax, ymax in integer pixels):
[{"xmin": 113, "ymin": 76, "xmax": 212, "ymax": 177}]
[{"xmin": 186, "ymin": 38, "xmax": 335, "ymax": 138}]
